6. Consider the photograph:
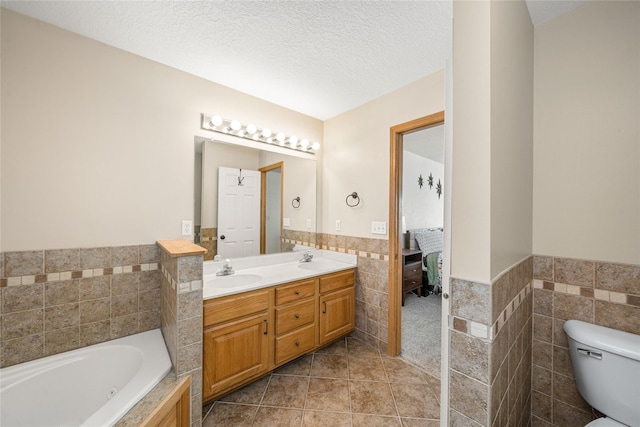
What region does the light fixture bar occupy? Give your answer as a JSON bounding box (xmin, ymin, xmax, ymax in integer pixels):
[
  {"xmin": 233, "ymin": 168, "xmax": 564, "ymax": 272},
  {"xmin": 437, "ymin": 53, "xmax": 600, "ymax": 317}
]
[{"xmin": 201, "ymin": 114, "xmax": 320, "ymax": 154}]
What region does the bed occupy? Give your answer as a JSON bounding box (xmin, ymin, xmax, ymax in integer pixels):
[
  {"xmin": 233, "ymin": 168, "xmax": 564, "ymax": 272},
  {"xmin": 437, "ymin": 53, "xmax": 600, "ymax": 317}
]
[{"xmin": 413, "ymin": 228, "xmax": 443, "ymax": 295}]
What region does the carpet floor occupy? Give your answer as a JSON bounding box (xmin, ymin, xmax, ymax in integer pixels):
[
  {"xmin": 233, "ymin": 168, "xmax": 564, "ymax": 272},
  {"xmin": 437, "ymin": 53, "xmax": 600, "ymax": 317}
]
[{"xmin": 400, "ymin": 291, "xmax": 442, "ymax": 379}]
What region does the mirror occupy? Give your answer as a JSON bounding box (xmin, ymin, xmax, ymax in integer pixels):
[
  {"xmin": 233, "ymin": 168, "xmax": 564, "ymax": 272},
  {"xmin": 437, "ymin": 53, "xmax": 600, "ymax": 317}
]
[{"xmin": 195, "ymin": 138, "xmax": 317, "ymax": 261}]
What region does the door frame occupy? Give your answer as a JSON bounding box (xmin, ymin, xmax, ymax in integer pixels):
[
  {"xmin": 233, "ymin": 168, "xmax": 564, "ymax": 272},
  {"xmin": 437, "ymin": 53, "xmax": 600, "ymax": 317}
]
[
  {"xmin": 387, "ymin": 111, "xmax": 445, "ymax": 356},
  {"xmin": 259, "ymin": 161, "xmax": 284, "ymax": 254}
]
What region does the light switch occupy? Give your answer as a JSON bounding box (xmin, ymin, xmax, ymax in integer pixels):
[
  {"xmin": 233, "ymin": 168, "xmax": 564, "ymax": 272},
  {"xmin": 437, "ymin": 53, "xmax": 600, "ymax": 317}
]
[
  {"xmin": 371, "ymin": 221, "xmax": 387, "ymax": 235},
  {"xmin": 335, "ymin": 220, "xmax": 341, "ymax": 231}
]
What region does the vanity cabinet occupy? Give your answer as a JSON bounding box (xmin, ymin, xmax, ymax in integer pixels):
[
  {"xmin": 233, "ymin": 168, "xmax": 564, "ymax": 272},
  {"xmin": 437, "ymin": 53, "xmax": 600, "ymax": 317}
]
[
  {"xmin": 202, "ymin": 289, "xmax": 271, "ymax": 401},
  {"xmin": 202, "ymin": 268, "xmax": 355, "ymax": 404},
  {"xmin": 319, "ymin": 270, "xmax": 356, "ymax": 345}
]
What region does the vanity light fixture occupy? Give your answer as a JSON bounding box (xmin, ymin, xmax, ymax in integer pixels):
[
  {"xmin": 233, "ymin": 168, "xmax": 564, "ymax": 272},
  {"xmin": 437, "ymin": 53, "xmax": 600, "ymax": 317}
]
[{"xmin": 201, "ymin": 113, "xmax": 320, "ymax": 154}]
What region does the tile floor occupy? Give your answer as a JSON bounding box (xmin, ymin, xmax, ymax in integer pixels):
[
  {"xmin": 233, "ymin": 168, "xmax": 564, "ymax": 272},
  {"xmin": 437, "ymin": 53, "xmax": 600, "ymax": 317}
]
[{"xmin": 202, "ymin": 337, "xmax": 441, "ymax": 426}]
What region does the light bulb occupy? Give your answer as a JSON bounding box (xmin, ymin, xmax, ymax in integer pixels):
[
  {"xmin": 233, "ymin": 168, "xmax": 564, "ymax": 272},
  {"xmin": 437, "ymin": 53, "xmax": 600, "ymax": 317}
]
[
  {"xmin": 246, "ymin": 124, "xmax": 257, "ymax": 135},
  {"xmin": 276, "ymin": 133, "xmax": 285, "ymax": 143},
  {"xmin": 266, "ymin": 137, "xmax": 273, "ymax": 143},
  {"xmin": 262, "ymin": 128, "xmax": 272, "ymax": 138},
  {"xmin": 230, "ymin": 120, "xmax": 241, "ymax": 131},
  {"xmin": 237, "ymin": 130, "xmax": 245, "ymax": 137},
  {"xmin": 311, "ymin": 141, "xmax": 320, "ymax": 150},
  {"xmin": 289, "ymin": 136, "xmax": 298, "ymax": 146},
  {"xmin": 210, "ymin": 115, "xmax": 223, "ymax": 127},
  {"xmin": 222, "ymin": 127, "xmax": 231, "ymax": 133},
  {"xmin": 253, "ymin": 134, "xmax": 260, "ymax": 140},
  {"xmin": 300, "ymin": 139, "xmax": 309, "ymax": 149}
]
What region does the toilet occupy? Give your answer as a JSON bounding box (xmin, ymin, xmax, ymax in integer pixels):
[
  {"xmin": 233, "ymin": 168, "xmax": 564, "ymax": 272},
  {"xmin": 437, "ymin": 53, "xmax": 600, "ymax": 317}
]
[{"xmin": 563, "ymin": 320, "xmax": 640, "ymax": 427}]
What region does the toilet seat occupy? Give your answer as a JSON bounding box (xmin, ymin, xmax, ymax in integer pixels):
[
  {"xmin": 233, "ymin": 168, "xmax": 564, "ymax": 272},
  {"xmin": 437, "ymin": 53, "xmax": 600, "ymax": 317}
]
[{"xmin": 586, "ymin": 418, "xmax": 627, "ymax": 427}]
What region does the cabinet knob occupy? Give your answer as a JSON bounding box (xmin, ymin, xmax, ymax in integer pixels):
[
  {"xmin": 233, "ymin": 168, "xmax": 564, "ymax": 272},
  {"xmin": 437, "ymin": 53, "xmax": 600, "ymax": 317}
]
[
  {"xmin": 295, "ymin": 341, "xmax": 300, "ymax": 346},
  {"xmin": 295, "ymin": 314, "xmax": 300, "ymax": 319},
  {"xmin": 295, "ymin": 291, "xmax": 300, "ymax": 295}
]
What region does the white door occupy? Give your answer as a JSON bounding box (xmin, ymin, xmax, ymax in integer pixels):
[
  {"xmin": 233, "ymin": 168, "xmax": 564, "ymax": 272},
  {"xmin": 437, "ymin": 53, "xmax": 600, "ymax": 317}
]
[{"xmin": 217, "ymin": 167, "xmax": 261, "ymax": 258}]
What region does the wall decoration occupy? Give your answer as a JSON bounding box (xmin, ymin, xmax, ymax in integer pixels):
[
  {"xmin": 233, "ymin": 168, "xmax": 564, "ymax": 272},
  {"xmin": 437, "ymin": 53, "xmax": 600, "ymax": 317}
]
[
  {"xmin": 428, "ymin": 173, "xmax": 434, "ymax": 189},
  {"xmin": 418, "ymin": 174, "xmax": 424, "ymax": 188},
  {"xmin": 436, "ymin": 180, "xmax": 442, "ymax": 199}
]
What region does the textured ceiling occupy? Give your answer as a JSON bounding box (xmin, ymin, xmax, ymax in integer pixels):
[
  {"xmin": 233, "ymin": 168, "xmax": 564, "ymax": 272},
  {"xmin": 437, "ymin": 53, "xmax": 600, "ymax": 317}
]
[{"xmin": 2, "ymin": 1, "xmax": 588, "ymax": 120}]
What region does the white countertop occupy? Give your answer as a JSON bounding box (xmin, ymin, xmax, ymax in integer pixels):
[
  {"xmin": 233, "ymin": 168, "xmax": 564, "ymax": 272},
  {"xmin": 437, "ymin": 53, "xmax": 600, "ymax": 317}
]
[{"xmin": 203, "ymin": 249, "xmax": 357, "ymax": 300}]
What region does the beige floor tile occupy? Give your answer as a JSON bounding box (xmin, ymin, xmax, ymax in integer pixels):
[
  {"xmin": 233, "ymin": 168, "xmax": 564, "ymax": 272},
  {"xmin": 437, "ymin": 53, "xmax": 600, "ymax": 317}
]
[
  {"xmin": 202, "ymin": 402, "xmax": 257, "ymax": 427},
  {"xmin": 349, "ymin": 380, "xmax": 398, "ymax": 416},
  {"xmin": 261, "ymin": 374, "xmax": 309, "ymax": 408},
  {"xmin": 382, "ymin": 358, "xmax": 431, "ymax": 384},
  {"xmin": 275, "ymin": 354, "xmax": 313, "ymax": 376},
  {"xmin": 349, "ymin": 356, "xmax": 387, "ymax": 381},
  {"xmin": 219, "ymin": 375, "xmax": 270, "ymax": 405},
  {"xmin": 347, "ymin": 337, "xmax": 381, "ymax": 358},
  {"xmin": 352, "ymin": 413, "xmax": 403, "ymax": 426},
  {"xmin": 314, "ymin": 337, "xmax": 348, "ymax": 356},
  {"xmin": 310, "ymin": 353, "xmax": 349, "ymax": 379},
  {"xmin": 253, "ymin": 407, "xmax": 303, "ymax": 427},
  {"xmin": 401, "ymin": 417, "xmax": 441, "ymax": 427},
  {"xmin": 391, "ymin": 383, "xmax": 440, "ymax": 419},
  {"xmin": 305, "ymin": 377, "xmax": 351, "ymax": 412},
  {"xmin": 303, "ymin": 410, "xmax": 351, "ymax": 426}
]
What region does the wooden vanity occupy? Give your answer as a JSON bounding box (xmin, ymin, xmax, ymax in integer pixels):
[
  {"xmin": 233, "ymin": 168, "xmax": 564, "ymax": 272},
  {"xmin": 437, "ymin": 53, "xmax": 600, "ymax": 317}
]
[{"xmin": 202, "ymin": 268, "xmax": 356, "ymax": 404}]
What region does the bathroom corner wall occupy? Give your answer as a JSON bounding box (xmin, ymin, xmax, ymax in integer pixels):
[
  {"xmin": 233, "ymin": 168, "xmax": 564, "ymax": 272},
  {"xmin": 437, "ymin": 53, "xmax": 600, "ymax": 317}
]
[
  {"xmin": 449, "ymin": 256, "xmax": 533, "ymax": 426},
  {"xmin": 531, "ymin": 256, "xmax": 640, "ymax": 427},
  {"xmin": 158, "ymin": 241, "xmax": 205, "ymax": 427},
  {"xmin": 0, "ymin": 244, "xmax": 161, "ymax": 368},
  {"xmin": 317, "ymin": 233, "xmax": 389, "ymax": 352}
]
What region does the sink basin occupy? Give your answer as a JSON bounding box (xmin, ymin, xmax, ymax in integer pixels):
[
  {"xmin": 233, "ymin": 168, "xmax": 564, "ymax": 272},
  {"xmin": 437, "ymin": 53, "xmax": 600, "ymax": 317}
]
[{"xmin": 208, "ymin": 274, "xmax": 262, "ymax": 288}]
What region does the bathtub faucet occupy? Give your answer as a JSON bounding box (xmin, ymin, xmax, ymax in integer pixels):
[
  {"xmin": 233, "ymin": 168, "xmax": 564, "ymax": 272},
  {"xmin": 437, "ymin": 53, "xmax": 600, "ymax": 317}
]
[
  {"xmin": 216, "ymin": 259, "xmax": 234, "ymax": 276},
  {"xmin": 300, "ymin": 250, "xmax": 314, "ymax": 263}
]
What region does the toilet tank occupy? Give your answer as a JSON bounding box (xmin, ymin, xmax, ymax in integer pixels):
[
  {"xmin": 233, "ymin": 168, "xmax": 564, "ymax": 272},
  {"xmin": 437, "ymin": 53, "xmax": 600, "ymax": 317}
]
[{"xmin": 563, "ymin": 320, "xmax": 640, "ymax": 427}]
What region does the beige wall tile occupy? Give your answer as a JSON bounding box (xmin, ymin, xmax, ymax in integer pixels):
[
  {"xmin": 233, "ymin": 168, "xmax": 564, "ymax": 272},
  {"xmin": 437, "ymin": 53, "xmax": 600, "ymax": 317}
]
[
  {"xmin": 45, "ymin": 303, "xmax": 79, "ymax": 331},
  {"xmin": 4, "ymin": 251, "xmax": 44, "ymax": 277},
  {"xmin": 112, "ymin": 273, "xmax": 139, "ymax": 295},
  {"xmin": 449, "ymin": 370, "xmax": 488, "ymax": 425},
  {"xmin": 139, "ymin": 244, "xmax": 160, "ymax": 264},
  {"xmin": 533, "ymin": 256, "xmax": 554, "ymax": 281},
  {"xmin": 112, "ymin": 293, "xmax": 138, "ymax": 317},
  {"xmin": 45, "ymin": 326, "xmax": 79, "ymax": 355},
  {"xmin": 80, "ymin": 247, "xmax": 111, "ymax": 269},
  {"xmin": 552, "ymin": 400, "xmax": 593, "ymax": 427},
  {"xmin": 44, "ymin": 249, "xmax": 80, "ymax": 274},
  {"xmin": 554, "ymin": 258, "xmax": 594, "ymax": 288},
  {"xmin": 80, "ymin": 320, "xmax": 110, "ymax": 346},
  {"xmin": 532, "ymin": 365, "xmax": 552, "ymax": 395},
  {"xmin": 80, "ymin": 298, "xmax": 110, "ymax": 324},
  {"xmin": 3, "ymin": 284, "xmax": 43, "ymax": 314},
  {"xmin": 111, "ymin": 246, "xmax": 140, "ymax": 266},
  {"xmin": 79, "ymin": 276, "xmax": 110, "ymax": 300},
  {"xmin": 139, "ymin": 289, "xmax": 160, "ymax": 312},
  {"xmin": 450, "ymin": 330, "xmax": 489, "ymax": 383},
  {"xmin": 552, "ymin": 346, "xmax": 574, "ymax": 378},
  {"xmin": 451, "ymin": 279, "xmax": 490, "ymax": 324},
  {"xmin": 552, "ymin": 293, "xmax": 593, "ymax": 322},
  {"xmin": 533, "ymin": 314, "xmax": 552, "ymax": 343},
  {"xmin": 595, "ymin": 262, "xmax": 639, "ymax": 295},
  {"xmin": 139, "ymin": 270, "xmax": 161, "ymax": 290},
  {"xmin": 138, "ymin": 309, "xmax": 161, "ymax": 332},
  {"xmin": 177, "ymin": 256, "xmax": 203, "ymax": 283},
  {"xmin": 553, "ymin": 372, "xmax": 590, "ymax": 412},
  {"xmin": 595, "ymin": 301, "xmax": 640, "ymax": 335},
  {"xmin": 3, "ymin": 334, "xmax": 45, "ymax": 366},
  {"xmin": 45, "ymin": 280, "xmax": 79, "ymax": 306},
  {"xmin": 111, "ymin": 313, "xmax": 139, "ymax": 339},
  {"xmin": 532, "ymin": 340, "xmax": 552, "ymax": 370},
  {"xmin": 3, "ymin": 309, "xmax": 43, "ymax": 340}
]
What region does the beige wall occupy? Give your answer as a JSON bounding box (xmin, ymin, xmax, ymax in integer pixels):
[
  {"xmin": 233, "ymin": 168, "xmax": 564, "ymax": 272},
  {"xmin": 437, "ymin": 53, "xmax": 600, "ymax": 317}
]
[
  {"xmin": 532, "ymin": 1, "xmax": 640, "ymax": 265},
  {"xmin": 490, "ymin": 1, "xmax": 534, "ymax": 278},
  {"xmin": 322, "ymin": 71, "xmax": 445, "ymax": 240},
  {"xmin": 0, "ymin": 9, "xmax": 323, "ymax": 251},
  {"xmin": 451, "ymin": 0, "xmax": 492, "ymax": 282}
]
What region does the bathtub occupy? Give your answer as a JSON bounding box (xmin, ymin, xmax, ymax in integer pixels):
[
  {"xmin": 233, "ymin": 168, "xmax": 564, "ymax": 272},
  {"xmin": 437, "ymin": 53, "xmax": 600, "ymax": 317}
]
[{"xmin": 0, "ymin": 329, "xmax": 171, "ymax": 427}]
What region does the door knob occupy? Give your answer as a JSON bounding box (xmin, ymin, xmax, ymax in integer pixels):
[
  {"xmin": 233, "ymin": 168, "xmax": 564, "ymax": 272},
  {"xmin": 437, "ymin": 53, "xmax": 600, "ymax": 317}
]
[{"xmin": 220, "ymin": 235, "xmax": 226, "ymax": 240}]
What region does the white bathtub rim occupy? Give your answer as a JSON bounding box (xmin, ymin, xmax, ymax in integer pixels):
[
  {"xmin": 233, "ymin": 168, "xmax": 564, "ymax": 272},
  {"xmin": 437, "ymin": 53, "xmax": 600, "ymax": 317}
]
[{"xmin": 0, "ymin": 328, "xmax": 172, "ymax": 427}]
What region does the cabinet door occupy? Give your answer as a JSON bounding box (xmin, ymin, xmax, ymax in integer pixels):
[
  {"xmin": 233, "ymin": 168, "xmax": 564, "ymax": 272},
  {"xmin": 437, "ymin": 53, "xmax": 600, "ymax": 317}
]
[
  {"xmin": 203, "ymin": 312, "xmax": 270, "ymax": 400},
  {"xmin": 319, "ymin": 287, "xmax": 355, "ymax": 345}
]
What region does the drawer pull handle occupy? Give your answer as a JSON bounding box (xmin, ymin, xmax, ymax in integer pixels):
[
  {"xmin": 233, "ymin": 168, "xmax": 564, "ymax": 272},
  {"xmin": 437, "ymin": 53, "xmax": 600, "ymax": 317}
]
[
  {"xmin": 295, "ymin": 314, "xmax": 300, "ymax": 319},
  {"xmin": 295, "ymin": 291, "xmax": 300, "ymax": 295},
  {"xmin": 295, "ymin": 341, "xmax": 300, "ymax": 346},
  {"xmin": 322, "ymin": 301, "xmax": 327, "ymax": 314},
  {"xmin": 263, "ymin": 319, "xmax": 268, "ymax": 335}
]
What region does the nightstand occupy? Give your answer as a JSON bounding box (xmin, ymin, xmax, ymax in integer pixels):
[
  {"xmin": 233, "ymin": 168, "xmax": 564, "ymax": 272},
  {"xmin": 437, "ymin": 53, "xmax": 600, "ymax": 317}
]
[{"xmin": 402, "ymin": 248, "xmax": 423, "ymax": 306}]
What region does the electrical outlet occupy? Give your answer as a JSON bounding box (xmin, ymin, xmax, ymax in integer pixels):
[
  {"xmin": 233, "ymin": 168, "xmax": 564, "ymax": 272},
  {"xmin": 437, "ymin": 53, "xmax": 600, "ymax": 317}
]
[
  {"xmin": 283, "ymin": 218, "xmax": 291, "ymax": 227},
  {"xmin": 181, "ymin": 220, "xmax": 193, "ymax": 236},
  {"xmin": 306, "ymin": 219, "xmax": 311, "ymax": 229},
  {"xmin": 335, "ymin": 220, "xmax": 341, "ymax": 231},
  {"xmin": 371, "ymin": 221, "xmax": 387, "ymax": 235}
]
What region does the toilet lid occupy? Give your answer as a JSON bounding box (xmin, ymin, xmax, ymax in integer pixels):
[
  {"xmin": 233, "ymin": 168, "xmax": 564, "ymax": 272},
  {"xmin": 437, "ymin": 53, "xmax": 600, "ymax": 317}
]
[{"xmin": 586, "ymin": 418, "xmax": 626, "ymax": 427}]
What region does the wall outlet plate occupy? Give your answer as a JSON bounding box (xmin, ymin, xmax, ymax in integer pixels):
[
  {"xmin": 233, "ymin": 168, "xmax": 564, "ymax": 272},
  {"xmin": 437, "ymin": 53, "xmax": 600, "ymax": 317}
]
[
  {"xmin": 371, "ymin": 221, "xmax": 387, "ymax": 235},
  {"xmin": 336, "ymin": 220, "xmax": 341, "ymax": 231},
  {"xmin": 283, "ymin": 218, "xmax": 291, "ymax": 227},
  {"xmin": 181, "ymin": 220, "xmax": 193, "ymax": 236}
]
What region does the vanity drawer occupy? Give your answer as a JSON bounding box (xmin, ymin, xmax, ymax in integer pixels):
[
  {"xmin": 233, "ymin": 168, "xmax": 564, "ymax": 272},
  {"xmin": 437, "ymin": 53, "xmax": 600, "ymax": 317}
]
[
  {"xmin": 203, "ymin": 289, "xmax": 270, "ymax": 327},
  {"xmin": 275, "ymin": 299, "xmax": 315, "ymax": 335},
  {"xmin": 319, "ymin": 269, "xmax": 356, "ymax": 294},
  {"xmin": 275, "ymin": 279, "xmax": 316, "ymax": 306},
  {"xmin": 274, "ymin": 323, "xmax": 315, "ymax": 365}
]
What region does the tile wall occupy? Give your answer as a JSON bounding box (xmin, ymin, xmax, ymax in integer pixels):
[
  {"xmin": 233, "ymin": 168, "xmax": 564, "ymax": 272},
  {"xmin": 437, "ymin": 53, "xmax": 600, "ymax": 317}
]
[
  {"xmin": 449, "ymin": 256, "xmax": 533, "ymax": 426},
  {"xmin": 159, "ymin": 248, "xmax": 204, "ymax": 427},
  {"xmin": 531, "ymin": 256, "xmax": 640, "ymax": 427},
  {"xmin": 199, "ymin": 227, "xmax": 217, "ymax": 261},
  {"xmin": 0, "ymin": 245, "xmax": 161, "ymax": 368}
]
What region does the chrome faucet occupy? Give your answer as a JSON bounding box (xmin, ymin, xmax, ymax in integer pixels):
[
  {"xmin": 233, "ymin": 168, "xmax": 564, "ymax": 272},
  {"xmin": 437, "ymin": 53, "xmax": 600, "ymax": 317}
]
[
  {"xmin": 216, "ymin": 259, "xmax": 234, "ymax": 276},
  {"xmin": 300, "ymin": 250, "xmax": 314, "ymax": 263}
]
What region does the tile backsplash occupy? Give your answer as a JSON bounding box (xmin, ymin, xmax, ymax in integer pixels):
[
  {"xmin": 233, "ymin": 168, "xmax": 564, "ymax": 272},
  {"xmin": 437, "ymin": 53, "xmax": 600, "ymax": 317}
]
[{"xmin": 0, "ymin": 244, "xmax": 161, "ymax": 368}]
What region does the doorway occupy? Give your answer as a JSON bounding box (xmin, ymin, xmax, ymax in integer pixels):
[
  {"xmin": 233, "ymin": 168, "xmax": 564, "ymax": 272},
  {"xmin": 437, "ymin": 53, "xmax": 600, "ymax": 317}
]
[
  {"xmin": 399, "ymin": 124, "xmax": 445, "ymax": 379},
  {"xmin": 260, "ymin": 162, "xmax": 284, "ymax": 254}
]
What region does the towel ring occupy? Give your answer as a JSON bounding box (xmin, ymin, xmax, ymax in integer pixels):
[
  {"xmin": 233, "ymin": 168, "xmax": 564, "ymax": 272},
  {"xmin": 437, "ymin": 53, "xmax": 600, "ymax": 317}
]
[
  {"xmin": 346, "ymin": 192, "xmax": 360, "ymax": 207},
  {"xmin": 292, "ymin": 197, "xmax": 301, "ymax": 208}
]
